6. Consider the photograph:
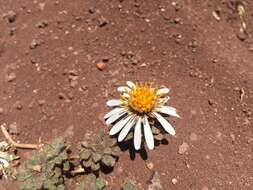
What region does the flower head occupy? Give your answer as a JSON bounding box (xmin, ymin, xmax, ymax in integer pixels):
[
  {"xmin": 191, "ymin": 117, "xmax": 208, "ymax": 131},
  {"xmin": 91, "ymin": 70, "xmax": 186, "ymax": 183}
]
[{"xmin": 104, "ymin": 81, "xmax": 180, "ymax": 150}]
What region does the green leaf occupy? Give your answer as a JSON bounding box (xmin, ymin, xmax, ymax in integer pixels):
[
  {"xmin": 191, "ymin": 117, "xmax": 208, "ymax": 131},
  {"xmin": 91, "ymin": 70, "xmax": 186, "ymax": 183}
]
[
  {"xmin": 101, "ymin": 155, "xmax": 116, "ymax": 167},
  {"xmin": 80, "ymin": 149, "xmax": 91, "ymax": 160}
]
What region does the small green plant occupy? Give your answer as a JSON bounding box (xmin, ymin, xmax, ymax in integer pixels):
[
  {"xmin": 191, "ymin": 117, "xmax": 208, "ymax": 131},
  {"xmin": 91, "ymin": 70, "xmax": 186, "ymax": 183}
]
[
  {"xmin": 75, "ymin": 173, "xmax": 107, "ymax": 190},
  {"xmin": 78, "ymin": 132, "xmax": 120, "ymax": 173},
  {"xmin": 17, "ymin": 138, "xmax": 70, "ymax": 190}
]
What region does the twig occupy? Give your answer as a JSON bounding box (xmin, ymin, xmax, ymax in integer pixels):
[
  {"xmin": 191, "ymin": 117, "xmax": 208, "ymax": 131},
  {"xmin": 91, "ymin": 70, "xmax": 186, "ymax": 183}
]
[
  {"xmin": 240, "ymin": 88, "xmax": 245, "ymax": 102},
  {"xmin": 1, "ymin": 124, "xmax": 41, "ymax": 149},
  {"xmin": 71, "ymin": 167, "xmax": 85, "ymax": 174}
]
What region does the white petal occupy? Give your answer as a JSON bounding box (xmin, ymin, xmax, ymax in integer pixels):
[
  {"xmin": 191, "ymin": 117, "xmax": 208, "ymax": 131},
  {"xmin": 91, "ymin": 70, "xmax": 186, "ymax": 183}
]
[
  {"xmin": 157, "ymin": 88, "xmax": 170, "ymax": 96},
  {"xmin": 157, "ymin": 97, "xmax": 170, "ymax": 104},
  {"xmin": 117, "ymin": 86, "xmax": 131, "ymax": 93},
  {"xmin": 126, "ymin": 81, "xmax": 136, "ymax": 89},
  {"xmin": 122, "ymin": 93, "xmax": 130, "ymax": 98},
  {"xmin": 157, "ymin": 106, "xmax": 180, "ymax": 118},
  {"xmin": 118, "ymin": 117, "xmax": 136, "ymax": 142},
  {"xmin": 134, "ymin": 117, "xmax": 142, "ymax": 150},
  {"xmin": 143, "ymin": 116, "xmax": 154, "ymax": 150},
  {"xmin": 104, "ymin": 108, "xmax": 125, "ymax": 119},
  {"xmin": 106, "ymin": 99, "xmax": 122, "ymax": 107},
  {"xmin": 105, "ymin": 110, "xmax": 126, "ymax": 125},
  {"xmin": 109, "ymin": 115, "xmax": 132, "ymax": 135},
  {"xmin": 153, "ymin": 112, "xmax": 176, "ymax": 136}
]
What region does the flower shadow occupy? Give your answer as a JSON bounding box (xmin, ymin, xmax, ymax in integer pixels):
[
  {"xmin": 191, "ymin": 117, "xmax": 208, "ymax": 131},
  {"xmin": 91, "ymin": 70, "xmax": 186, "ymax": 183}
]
[{"xmin": 118, "ymin": 139, "xmax": 148, "ymax": 160}]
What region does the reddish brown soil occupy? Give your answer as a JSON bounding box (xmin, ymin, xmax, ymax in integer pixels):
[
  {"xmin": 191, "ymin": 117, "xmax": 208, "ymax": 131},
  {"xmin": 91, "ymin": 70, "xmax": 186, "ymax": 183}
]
[{"xmin": 0, "ymin": 0, "xmax": 253, "ymax": 190}]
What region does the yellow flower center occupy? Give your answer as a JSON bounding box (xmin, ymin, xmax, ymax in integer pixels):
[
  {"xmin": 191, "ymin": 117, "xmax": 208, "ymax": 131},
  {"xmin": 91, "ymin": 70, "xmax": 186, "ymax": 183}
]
[{"xmin": 128, "ymin": 83, "xmax": 157, "ymax": 113}]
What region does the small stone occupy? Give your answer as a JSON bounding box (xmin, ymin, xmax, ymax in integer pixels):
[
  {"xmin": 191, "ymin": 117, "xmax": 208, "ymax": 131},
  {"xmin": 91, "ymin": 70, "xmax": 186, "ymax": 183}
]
[
  {"xmin": 178, "ymin": 142, "xmax": 189, "ymax": 155},
  {"xmin": 9, "ymin": 27, "xmax": 16, "ymax": 36},
  {"xmin": 14, "ymin": 101, "xmax": 23, "ymax": 110},
  {"xmin": 6, "ymin": 72, "xmax": 16, "ymax": 82},
  {"xmin": 190, "ymin": 133, "xmax": 198, "ymax": 141},
  {"xmin": 208, "ymin": 99, "xmax": 215, "ymax": 106},
  {"xmin": 58, "ymin": 92, "xmax": 67, "ymax": 100},
  {"xmin": 88, "ymin": 7, "xmax": 95, "ymax": 14},
  {"xmin": 189, "ymin": 40, "xmax": 198, "ymax": 48},
  {"xmin": 35, "ymin": 20, "xmax": 48, "ymax": 28},
  {"xmin": 174, "ymin": 17, "xmax": 181, "ymax": 24},
  {"xmin": 6, "ymin": 10, "xmax": 17, "ymax": 23},
  {"xmin": 146, "ymin": 162, "xmax": 154, "ymax": 170},
  {"xmin": 96, "ymin": 62, "xmax": 107, "ymax": 71},
  {"xmin": 98, "ymin": 16, "xmax": 108, "ymax": 27},
  {"xmin": 30, "ymin": 39, "xmax": 41, "ymax": 49},
  {"xmin": 171, "ymin": 178, "xmax": 178, "ymax": 185},
  {"xmin": 202, "ymin": 186, "xmax": 208, "ymax": 190},
  {"xmin": 30, "ymin": 57, "xmax": 37, "ymax": 64}
]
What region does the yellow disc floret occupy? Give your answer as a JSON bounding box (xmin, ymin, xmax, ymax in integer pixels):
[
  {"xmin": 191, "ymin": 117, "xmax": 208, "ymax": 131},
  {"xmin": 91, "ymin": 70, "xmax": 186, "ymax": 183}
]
[{"xmin": 128, "ymin": 83, "xmax": 157, "ymax": 113}]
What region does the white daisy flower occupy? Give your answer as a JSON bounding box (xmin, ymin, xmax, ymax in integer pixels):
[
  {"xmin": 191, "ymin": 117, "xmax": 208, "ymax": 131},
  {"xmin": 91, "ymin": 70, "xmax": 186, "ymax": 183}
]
[{"xmin": 104, "ymin": 81, "xmax": 180, "ymax": 150}]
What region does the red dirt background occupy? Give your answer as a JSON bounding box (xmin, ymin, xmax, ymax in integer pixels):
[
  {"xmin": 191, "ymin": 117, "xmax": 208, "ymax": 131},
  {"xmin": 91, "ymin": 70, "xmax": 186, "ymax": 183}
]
[{"xmin": 0, "ymin": 0, "xmax": 252, "ymax": 189}]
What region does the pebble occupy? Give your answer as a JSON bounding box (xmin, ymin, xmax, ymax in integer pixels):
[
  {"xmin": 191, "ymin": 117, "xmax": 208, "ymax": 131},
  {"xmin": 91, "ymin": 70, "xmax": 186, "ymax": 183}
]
[
  {"xmin": 14, "ymin": 101, "xmax": 23, "ymax": 110},
  {"xmin": 35, "ymin": 20, "xmax": 48, "ymax": 28},
  {"xmin": 146, "ymin": 162, "xmax": 154, "ymax": 170},
  {"xmin": 6, "ymin": 10, "xmax": 17, "ymax": 23},
  {"xmin": 98, "ymin": 16, "xmax": 108, "ymax": 27},
  {"xmin": 178, "ymin": 142, "xmax": 190, "ymax": 154},
  {"xmin": 208, "ymin": 99, "xmax": 215, "ymax": 106},
  {"xmin": 58, "ymin": 92, "xmax": 67, "ymax": 100},
  {"xmin": 96, "ymin": 62, "xmax": 107, "ymax": 71},
  {"xmin": 30, "ymin": 39, "xmax": 41, "ymax": 49},
  {"xmin": 189, "ymin": 40, "xmax": 198, "ymax": 48},
  {"xmin": 190, "ymin": 133, "xmax": 198, "ymax": 141},
  {"xmin": 171, "ymin": 178, "xmax": 178, "ymax": 185},
  {"xmin": 6, "ymin": 72, "xmax": 16, "ymax": 82},
  {"xmin": 202, "ymin": 186, "xmax": 208, "ymax": 190}
]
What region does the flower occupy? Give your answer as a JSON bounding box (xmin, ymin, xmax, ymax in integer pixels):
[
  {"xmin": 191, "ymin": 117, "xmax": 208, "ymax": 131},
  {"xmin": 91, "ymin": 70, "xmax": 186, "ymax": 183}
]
[{"xmin": 104, "ymin": 81, "xmax": 180, "ymax": 150}]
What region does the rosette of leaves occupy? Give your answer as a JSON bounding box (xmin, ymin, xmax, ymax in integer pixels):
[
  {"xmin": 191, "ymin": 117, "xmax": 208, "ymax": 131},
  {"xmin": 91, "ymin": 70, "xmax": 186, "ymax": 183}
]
[
  {"xmin": 79, "ymin": 132, "xmax": 120, "ymax": 173},
  {"xmin": 75, "ymin": 173, "xmax": 106, "ymax": 190},
  {"xmin": 17, "ymin": 138, "xmax": 70, "ymax": 190}
]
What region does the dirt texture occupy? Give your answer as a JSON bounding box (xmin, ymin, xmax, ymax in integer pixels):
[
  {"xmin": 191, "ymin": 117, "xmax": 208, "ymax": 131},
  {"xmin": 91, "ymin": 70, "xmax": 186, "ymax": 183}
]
[{"xmin": 0, "ymin": 0, "xmax": 253, "ymax": 190}]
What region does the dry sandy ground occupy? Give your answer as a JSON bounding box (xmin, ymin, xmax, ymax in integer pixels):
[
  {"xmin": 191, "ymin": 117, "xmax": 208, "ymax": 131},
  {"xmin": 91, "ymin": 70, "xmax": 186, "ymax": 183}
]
[{"xmin": 0, "ymin": 0, "xmax": 252, "ymax": 189}]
